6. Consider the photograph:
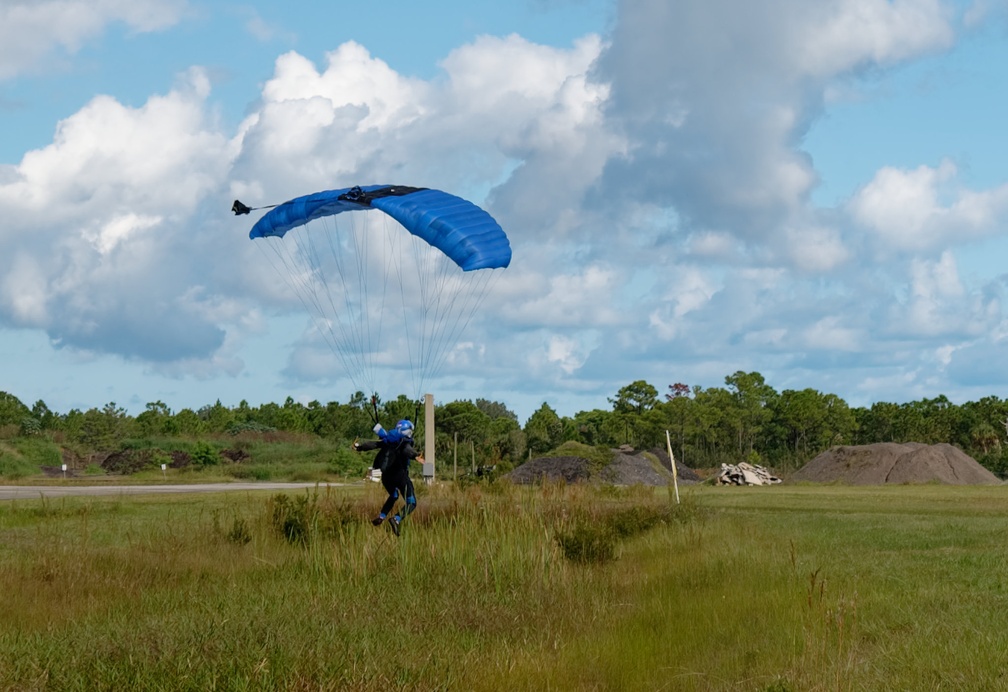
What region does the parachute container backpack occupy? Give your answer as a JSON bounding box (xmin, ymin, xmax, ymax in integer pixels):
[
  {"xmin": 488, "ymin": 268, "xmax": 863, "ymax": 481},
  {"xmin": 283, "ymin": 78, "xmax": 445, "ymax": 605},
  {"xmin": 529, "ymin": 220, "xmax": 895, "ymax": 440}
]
[{"xmin": 241, "ymin": 185, "xmax": 512, "ymax": 401}]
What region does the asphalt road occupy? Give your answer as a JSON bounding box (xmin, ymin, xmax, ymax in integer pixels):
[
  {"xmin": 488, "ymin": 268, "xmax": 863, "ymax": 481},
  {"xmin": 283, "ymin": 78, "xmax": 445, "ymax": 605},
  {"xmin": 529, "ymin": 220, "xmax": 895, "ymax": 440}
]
[{"xmin": 0, "ymin": 482, "xmax": 352, "ymax": 501}]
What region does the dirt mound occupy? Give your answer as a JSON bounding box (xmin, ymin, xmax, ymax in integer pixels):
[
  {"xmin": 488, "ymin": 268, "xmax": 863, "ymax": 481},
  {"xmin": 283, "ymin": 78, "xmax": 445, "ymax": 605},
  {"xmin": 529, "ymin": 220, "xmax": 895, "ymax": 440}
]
[
  {"xmin": 792, "ymin": 443, "xmax": 1001, "ymax": 485},
  {"xmin": 508, "ymin": 456, "xmax": 591, "ymax": 484},
  {"xmin": 598, "ymin": 451, "xmax": 672, "ymax": 485},
  {"xmin": 645, "ymin": 447, "xmax": 702, "ymax": 482},
  {"xmin": 509, "ymin": 447, "xmax": 699, "ymax": 486},
  {"xmin": 101, "ymin": 449, "xmax": 158, "ymax": 474}
]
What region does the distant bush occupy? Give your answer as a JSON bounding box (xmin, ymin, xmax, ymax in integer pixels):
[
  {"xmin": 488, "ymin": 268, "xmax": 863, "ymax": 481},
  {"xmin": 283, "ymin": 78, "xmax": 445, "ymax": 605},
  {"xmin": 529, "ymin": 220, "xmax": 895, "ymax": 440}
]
[
  {"xmin": 227, "ymin": 421, "xmax": 276, "ymax": 435},
  {"xmin": 19, "ymin": 417, "xmax": 41, "ymax": 436}
]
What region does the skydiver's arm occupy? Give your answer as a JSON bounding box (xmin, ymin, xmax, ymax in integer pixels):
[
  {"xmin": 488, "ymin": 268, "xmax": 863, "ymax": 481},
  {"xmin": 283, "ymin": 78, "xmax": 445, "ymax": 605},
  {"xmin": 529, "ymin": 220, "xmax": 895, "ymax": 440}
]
[
  {"xmin": 403, "ymin": 442, "xmax": 421, "ymax": 461},
  {"xmin": 353, "ymin": 440, "xmax": 380, "ymax": 452}
]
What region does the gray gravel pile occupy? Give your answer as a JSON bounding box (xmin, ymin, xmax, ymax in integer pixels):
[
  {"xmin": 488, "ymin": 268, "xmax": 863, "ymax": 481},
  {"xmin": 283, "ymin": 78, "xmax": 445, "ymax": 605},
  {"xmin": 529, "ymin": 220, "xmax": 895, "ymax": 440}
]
[{"xmin": 508, "ymin": 447, "xmax": 700, "ymax": 486}]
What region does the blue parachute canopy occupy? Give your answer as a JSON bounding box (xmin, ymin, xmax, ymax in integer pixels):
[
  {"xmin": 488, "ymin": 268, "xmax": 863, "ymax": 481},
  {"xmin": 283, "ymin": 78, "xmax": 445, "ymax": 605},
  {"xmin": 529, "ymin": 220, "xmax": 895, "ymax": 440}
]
[{"xmin": 246, "ymin": 185, "xmax": 511, "ymax": 271}]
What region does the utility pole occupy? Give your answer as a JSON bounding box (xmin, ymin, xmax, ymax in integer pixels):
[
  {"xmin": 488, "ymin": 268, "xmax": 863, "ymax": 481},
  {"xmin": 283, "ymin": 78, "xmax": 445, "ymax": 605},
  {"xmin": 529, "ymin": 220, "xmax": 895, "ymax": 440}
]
[{"xmin": 424, "ymin": 393, "xmax": 435, "ymax": 483}]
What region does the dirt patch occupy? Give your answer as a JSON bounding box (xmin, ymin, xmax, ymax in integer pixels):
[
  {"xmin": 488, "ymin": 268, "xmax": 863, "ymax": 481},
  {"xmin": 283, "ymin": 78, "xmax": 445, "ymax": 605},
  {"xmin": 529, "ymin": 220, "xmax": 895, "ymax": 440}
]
[
  {"xmin": 101, "ymin": 449, "xmax": 159, "ymax": 475},
  {"xmin": 791, "ymin": 442, "xmax": 1001, "ymax": 485},
  {"xmin": 169, "ymin": 450, "xmax": 192, "ymax": 468},
  {"xmin": 220, "ymin": 448, "xmax": 249, "ymax": 463},
  {"xmin": 40, "ymin": 465, "xmax": 79, "ymax": 478}
]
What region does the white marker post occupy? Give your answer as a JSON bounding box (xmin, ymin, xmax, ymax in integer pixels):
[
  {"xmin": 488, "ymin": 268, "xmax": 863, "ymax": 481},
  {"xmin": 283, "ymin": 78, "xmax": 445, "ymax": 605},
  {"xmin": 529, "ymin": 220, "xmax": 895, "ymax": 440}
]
[
  {"xmin": 161, "ymin": 463, "xmax": 167, "ymax": 479},
  {"xmin": 665, "ymin": 430, "xmax": 680, "ymax": 504},
  {"xmin": 61, "ymin": 463, "xmax": 67, "ymax": 479}
]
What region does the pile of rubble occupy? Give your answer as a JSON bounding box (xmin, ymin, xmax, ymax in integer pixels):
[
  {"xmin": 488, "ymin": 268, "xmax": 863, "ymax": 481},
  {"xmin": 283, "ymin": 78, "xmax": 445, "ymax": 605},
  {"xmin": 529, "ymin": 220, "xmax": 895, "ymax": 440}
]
[{"xmin": 716, "ymin": 462, "xmax": 781, "ymax": 486}]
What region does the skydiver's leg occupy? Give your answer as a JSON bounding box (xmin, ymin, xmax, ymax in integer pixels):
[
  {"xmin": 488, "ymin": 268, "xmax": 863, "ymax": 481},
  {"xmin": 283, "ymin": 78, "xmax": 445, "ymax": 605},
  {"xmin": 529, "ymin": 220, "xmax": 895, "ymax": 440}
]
[
  {"xmin": 378, "ymin": 487, "xmax": 399, "ymax": 518},
  {"xmin": 370, "ymin": 474, "xmax": 401, "ymax": 525},
  {"xmin": 394, "ymin": 477, "xmax": 416, "ymax": 521}
]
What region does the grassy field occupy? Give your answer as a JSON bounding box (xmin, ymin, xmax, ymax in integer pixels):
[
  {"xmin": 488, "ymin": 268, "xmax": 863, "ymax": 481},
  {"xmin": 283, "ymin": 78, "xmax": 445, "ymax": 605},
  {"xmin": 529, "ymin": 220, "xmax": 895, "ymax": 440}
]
[{"xmin": 2, "ymin": 481, "xmax": 1008, "ymax": 690}]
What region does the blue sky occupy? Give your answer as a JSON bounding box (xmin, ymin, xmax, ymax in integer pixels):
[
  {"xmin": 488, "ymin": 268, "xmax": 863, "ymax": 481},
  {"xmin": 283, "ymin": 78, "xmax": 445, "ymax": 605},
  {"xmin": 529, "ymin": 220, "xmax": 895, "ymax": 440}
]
[{"xmin": 2, "ymin": 0, "xmax": 1008, "ymax": 425}]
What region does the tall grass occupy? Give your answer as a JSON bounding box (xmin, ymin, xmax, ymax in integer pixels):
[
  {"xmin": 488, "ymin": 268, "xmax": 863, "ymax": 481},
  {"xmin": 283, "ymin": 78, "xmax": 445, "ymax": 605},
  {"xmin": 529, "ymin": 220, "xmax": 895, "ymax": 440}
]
[{"xmin": 2, "ymin": 483, "xmax": 1008, "ymax": 689}]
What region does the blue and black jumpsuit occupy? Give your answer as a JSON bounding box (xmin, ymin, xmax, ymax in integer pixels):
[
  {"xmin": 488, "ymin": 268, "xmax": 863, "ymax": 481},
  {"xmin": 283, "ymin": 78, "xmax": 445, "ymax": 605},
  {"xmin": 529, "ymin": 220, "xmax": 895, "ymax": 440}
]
[{"xmin": 355, "ymin": 438, "xmax": 420, "ymax": 523}]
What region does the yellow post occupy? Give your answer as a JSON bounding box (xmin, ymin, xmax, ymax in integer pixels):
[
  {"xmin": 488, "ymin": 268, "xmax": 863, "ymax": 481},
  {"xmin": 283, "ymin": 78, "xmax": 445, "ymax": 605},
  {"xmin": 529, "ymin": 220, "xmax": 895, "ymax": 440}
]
[{"xmin": 666, "ymin": 430, "xmax": 680, "ymax": 504}]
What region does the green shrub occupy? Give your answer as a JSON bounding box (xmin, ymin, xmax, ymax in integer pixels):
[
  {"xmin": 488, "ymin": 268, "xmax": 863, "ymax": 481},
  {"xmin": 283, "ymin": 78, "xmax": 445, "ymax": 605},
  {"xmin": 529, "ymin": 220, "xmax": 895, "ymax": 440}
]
[
  {"xmin": 19, "ymin": 417, "xmax": 41, "ymax": 436},
  {"xmin": 226, "ymin": 517, "xmax": 253, "ymax": 545},
  {"xmin": 268, "ymin": 492, "xmax": 318, "ymax": 545},
  {"xmin": 0, "ymin": 452, "xmax": 36, "ymax": 479},
  {"xmin": 555, "ymin": 523, "xmax": 616, "ymax": 564},
  {"xmin": 190, "ymin": 440, "xmax": 219, "ymax": 467},
  {"xmin": 607, "ymin": 505, "xmax": 666, "ymax": 538},
  {"xmin": 13, "ymin": 438, "xmax": 61, "ymax": 467}
]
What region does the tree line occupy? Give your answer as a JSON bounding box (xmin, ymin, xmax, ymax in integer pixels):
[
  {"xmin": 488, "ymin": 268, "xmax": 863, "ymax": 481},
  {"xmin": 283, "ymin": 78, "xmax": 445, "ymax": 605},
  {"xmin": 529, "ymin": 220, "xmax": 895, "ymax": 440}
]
[{"xmin": 3, "ymin": 370, "xmax": 1008, "ymax": 475}]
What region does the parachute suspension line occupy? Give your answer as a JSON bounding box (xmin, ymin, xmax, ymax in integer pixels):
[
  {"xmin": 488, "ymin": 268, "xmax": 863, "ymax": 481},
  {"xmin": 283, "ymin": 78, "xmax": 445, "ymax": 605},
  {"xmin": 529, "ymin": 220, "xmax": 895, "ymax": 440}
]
[
  {"xmin": 414, "ymin": 237, "xmax": 456, "ymax": 395},
  {"xmin": 253, "ymin": 234, "xmax": 365, "ymax": 396},
  {"xmin": 400, "ymin": 223, "xmax": 450, "ymax": 399},
  {"xmin": 331, "ymin": 210, "xmax": 379, "ymax": 392},
  {"xmin": 289, "ymin": 221, "xmax": 368, "ymax": 396},
  {"xmin": 376, "ymin": 212, "xmax": 399, "ymax": 390},
  {"xmin": 398, "ymin": 229, "xmax": 503, "ymax": 398},
  {"xmin": 369, "ymin": 210, "xmax": 400, "ymax": 393},
  {"xmin": 310, "ymin": 210, "xmax": 399, "ymax": 400},
  {"xmin": 425, "ymin": 262, "xmax": 501, "ymax": 386},
  {"xmin": 382, "ymin": 212, "xmax": 423, "ymax": 399},
  {"xmin": 355, "ymin": 211, "xmax": 379, "ymax": 391},
  {"xmin": 323, "ymin": 210, "xmax": 396, "ymax": 397},
  {"xmin": 311, "ymin": 214, "xmax": 374, "ymax": 393},
  {"xmin": 302, "ymin": 218, "xmax": 369, "ymax": 393}
]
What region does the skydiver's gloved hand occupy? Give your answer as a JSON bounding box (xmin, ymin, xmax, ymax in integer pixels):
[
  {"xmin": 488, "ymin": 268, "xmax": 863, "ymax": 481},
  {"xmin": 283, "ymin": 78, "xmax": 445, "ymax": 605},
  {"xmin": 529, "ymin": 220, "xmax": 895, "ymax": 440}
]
[
  {"xmin": 373, "ymin": 423, "xmax": 387, "ymax": 441},
  {"xmin": 352, "ymin": 439, "xmax": 361, "ymax": 451}
]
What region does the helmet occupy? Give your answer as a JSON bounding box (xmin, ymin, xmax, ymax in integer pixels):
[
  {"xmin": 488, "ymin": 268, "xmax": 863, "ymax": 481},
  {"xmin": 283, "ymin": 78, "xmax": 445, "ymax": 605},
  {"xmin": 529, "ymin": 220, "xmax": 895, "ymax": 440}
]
[{"xmin": 394, "ymin": 419, "xmax": 414, "ymax": 439}]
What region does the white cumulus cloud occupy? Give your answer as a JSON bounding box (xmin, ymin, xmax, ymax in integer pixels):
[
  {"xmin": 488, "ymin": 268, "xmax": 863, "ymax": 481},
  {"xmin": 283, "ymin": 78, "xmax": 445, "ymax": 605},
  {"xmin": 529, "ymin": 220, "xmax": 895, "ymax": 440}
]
[{"xmin": 0, "ymin": 0, "xmax": 187, "ymax": 80}]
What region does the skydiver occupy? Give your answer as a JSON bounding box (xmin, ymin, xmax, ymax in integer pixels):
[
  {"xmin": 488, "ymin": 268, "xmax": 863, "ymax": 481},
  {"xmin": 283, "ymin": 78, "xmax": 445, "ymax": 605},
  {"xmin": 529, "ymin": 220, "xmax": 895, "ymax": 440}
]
[{"xmin": 353, "ymin": 419, "xmax": 422, "ymax": 536}]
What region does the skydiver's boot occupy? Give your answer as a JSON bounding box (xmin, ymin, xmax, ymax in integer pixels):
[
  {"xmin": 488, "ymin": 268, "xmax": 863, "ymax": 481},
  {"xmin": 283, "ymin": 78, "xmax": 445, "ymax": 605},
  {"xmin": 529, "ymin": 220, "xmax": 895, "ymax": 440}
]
[
  {"xmin": 390, "ymin": 515, "xmax": 401, "ymax": 537},
  {"xmin": 371, "ymin": 514, "xmax": 385, "ymax": 527}
]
